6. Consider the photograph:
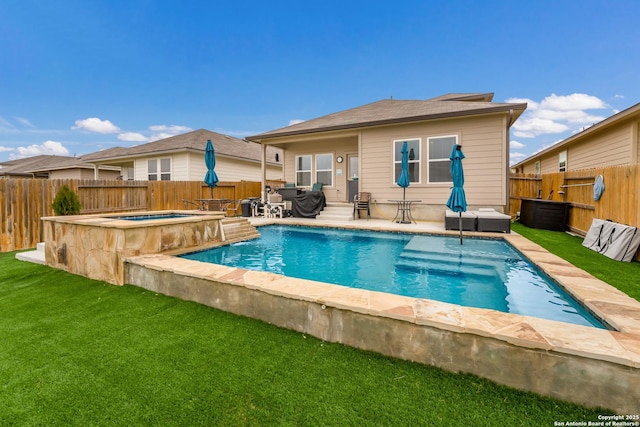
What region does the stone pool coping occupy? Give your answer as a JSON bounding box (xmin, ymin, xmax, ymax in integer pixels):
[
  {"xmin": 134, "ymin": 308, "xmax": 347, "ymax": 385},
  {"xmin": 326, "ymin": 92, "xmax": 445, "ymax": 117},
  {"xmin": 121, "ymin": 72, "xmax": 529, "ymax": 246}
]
[{"xmin": 123, "ymin": 219, "xmax": 640, "ymax": 412}]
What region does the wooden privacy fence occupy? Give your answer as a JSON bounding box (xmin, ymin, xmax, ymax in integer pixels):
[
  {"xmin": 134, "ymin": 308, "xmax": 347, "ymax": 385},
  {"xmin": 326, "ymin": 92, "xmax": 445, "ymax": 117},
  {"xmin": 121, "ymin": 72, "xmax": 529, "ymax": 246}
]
[
  {"xmin": 510, "ymin": 164, "xmax": 640, "ymax": 236},
  {"xmin": 1, "ymin": 179, "xmax": 263, "ymax": 252}
]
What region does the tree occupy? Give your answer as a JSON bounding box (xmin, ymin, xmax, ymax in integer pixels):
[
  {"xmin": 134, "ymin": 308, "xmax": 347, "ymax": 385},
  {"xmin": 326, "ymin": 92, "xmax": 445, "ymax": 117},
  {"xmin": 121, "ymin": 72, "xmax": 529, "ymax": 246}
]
[{"xmin": 52, "ymin": 185, "xmax": 81, "ymax": 215}]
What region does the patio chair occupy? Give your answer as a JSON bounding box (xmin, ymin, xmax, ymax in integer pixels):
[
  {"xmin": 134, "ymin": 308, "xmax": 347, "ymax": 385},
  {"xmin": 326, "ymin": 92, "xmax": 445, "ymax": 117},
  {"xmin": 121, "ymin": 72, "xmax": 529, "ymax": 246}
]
[
  {"xmin": 304, "ymin": 182, "xmax": 324, "ymax": 194},
  {"xmin": 220, "ymin": 200, "xmax": 240, "ymax": 216},
  {"xmin": 353, "ymin": 192, "xmax": 371, "ymax": 220}
]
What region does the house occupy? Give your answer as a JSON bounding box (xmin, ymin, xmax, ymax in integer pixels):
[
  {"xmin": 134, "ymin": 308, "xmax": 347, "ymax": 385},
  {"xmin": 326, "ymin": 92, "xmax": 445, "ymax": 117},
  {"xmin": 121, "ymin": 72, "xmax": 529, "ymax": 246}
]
[
  {"xmin": 0, "ymin": 155, "xmax": 120, "ymax": 179},
  {"xmin": 247, "ymin": 93, "xmax": 527, "ymax": 221},
  {"xmin": 83, "ymin": 129, "xmax": 283, "ymax": 181},
  {"xmin": 512, "ymin": 101, "xmax": 640, "ymax": 174}
]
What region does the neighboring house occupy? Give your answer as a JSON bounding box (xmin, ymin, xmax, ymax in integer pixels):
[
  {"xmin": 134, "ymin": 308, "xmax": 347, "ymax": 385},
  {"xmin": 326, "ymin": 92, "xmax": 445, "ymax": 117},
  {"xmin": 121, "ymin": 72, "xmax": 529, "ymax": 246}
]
[
  {"xmin": 248, "ymin": 93, "xmax": 527, "ymax": 221},
  {"xmin": 83, "ymin": 129, "xmax": 283, "ymax": 181},
  {"xmin": 512, "ymin": 101, "xmax": 640, "ymax": 174},
  {"xmin": 0, "ymin": 155, "xmax": 120, "ymax": 179}
]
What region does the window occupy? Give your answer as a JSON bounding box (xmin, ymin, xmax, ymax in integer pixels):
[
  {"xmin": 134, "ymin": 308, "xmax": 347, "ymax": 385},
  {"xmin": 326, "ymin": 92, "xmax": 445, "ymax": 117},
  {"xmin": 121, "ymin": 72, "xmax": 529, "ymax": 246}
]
[
  {"xmin": 558, "ymin": 151, "xmax": 567, "ymax": 172},
  {"xmin": 534, "ymin": 161, "xmax": 541, "ymax": 175},
  {"xmin": 295, "ymin": 155, "xmax": 312, "ymax": 187},
  {"xmin": 427, "ymin": 135, "xmax": 457, "ymax": 183},
  {"xmin": 315, "ymin": 153, "xmax": 333, "ymax": 186},
  {"xmin": 148, "ymin": 158, "xmax": 171, "ymax": 181},
  {"xmin": 393, "ymin": 139, "xmax": 420, "ymax": 184}
]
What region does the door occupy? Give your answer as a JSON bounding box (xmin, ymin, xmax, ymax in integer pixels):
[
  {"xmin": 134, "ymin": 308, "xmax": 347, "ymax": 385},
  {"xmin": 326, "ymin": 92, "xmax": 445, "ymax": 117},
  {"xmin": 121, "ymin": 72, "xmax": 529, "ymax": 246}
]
[{"xmin": 347, "ymin": 154, "xmax": 359, "ymax": 202}]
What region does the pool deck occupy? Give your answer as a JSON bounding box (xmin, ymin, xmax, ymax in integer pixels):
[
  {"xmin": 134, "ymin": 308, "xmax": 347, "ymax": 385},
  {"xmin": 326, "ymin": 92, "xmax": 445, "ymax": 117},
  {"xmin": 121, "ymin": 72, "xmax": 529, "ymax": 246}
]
[{"xmin": 123, "ymin": 216, "xmax": 640, "ymax": 413}]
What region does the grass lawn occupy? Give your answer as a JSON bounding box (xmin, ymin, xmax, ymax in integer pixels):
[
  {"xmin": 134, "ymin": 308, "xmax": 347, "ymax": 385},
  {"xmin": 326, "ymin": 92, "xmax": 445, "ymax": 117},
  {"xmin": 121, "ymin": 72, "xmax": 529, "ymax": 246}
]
[
  {"xmin": 0, "ymin": 248, "xmax": 613, "ymax": 426},
  {"xmin": 511, "ymin": 222, "xmax": 640, "ymax": 301}
]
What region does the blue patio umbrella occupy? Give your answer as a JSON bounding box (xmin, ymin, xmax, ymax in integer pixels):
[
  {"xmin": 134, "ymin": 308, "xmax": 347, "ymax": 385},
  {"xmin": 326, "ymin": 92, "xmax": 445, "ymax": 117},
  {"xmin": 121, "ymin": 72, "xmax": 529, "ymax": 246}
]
[
  {"xmin": 446, "ymin": 144, "xmax": 467, "ymax": 244},
  {"xmin": 204, "ymin": 139, "xmax": 219, "ymax": 197},
  {"xmin": 396, "ymin": 141, "xmax": 411, "ymax": 223}
]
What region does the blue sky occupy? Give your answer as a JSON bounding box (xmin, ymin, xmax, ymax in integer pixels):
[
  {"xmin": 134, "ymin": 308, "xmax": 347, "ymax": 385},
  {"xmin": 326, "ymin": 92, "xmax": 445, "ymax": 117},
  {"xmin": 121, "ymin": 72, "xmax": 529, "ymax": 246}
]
[{"xmin": 1, "ymin": 0, "xmax": 639, "ymax": 165}]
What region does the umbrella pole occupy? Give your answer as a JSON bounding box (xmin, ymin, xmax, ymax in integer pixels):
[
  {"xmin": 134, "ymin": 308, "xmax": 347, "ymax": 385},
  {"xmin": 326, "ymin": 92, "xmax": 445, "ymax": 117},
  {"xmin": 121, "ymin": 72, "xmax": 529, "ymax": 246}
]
[
  {"xmin": 459, "ymin": 212, "xmax": 463, "ymax": 245},
  {"xmin": 402, "ymin": 187, "xmax": 406, "ymax": 222}
]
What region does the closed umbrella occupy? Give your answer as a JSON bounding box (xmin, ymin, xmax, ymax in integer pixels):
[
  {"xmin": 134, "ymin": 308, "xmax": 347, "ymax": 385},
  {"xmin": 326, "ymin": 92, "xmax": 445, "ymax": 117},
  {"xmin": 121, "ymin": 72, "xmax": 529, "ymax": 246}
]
[
  {"xmin": 396, "ymin": 141, "xmax": 411, "ymax": 223},
  {"xmin": 204, "ymin": 139, "xmax": 219, "ymax": 198},
  {"xmin": 446, "ymin": 144, "xmax": 467, "ymax": 244}
]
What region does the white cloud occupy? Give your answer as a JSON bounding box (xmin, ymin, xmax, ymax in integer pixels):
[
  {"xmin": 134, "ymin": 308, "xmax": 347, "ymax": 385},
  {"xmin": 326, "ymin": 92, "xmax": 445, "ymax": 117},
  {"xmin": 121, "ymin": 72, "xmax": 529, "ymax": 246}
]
[
  {"xmin": 540, "ymin": 93, "xmax": 606, "ymax": 111},
  {"xmin": 118, "ymin": 132, "xmax": 148, "ymax": 142},
  {"xmin": 72, "ymin": 117, "xmax": 120, "ymax": 134},
  {"xmin": 11, "ymin": 140, "xmax": 70, "ymax": 159},
  {"xmin": 148, "ymin": 125, "xmax": 192, "ymax": 142},
  {"xmin": 0, "ymin": 146, "xmax": 13, "ymax": 152},
  {"xmin": 510, "ymin": 140, "xmax": 525, "ymax": 149},
  {"xmin": 288, "ymin": 119, "xmax": 305, "ymax": 126},
  {"xmin": 509, "ymin": 151, "xmax": 527, "ymax": 165},
  {"xmin": 14, "ymin": 117, "xmax": 35, "ymax": 128},
  {"xmin": 0, "ymin": 116, "xmax": 16, "ymax": 130},
  {"xmin": 512, "ymin": 117, "xmax": 569, "ymax": 138},
  {"xmin": 148, "ymin": 125, "xmax": 192, "ymax": 133},
  {"xmin": 509, "ymin": 93, "xmax": 608, "ymax": 138}
]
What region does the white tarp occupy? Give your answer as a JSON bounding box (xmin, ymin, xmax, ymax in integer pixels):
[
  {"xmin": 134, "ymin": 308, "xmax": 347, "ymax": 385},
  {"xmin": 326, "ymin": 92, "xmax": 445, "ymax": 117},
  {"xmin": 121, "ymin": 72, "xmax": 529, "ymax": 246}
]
[{"xmin": 582, "ymin": 219, "xmax": 640, "ymax": 262}]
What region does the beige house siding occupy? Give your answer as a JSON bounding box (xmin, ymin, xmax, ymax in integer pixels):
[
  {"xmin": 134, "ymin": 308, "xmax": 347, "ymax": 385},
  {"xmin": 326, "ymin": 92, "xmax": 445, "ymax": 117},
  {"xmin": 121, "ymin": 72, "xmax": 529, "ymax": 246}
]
[
  {"xmin": 282, "ymin": 136, "xmax": 358, "ymax": 202},
  {"xmin": 275, "ymin": 113, "xmax": 509, "ymax": 211},
  {"xmin": 519, "ymin": 124, "xmax": 633, "ymax": 174},
  {"xmin": 569, "ymin": 124, "xmax": 631, "ymax": 170},
  {"xmin": 358, "ymin": 114, "xmax": 507, "ymax": 207}
]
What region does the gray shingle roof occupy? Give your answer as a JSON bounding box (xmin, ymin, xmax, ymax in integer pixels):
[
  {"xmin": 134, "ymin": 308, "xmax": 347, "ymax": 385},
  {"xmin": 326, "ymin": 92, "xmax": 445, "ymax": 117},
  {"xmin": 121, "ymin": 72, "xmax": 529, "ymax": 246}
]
[
  {"xmin": 83, "ymin": 129, "xmax": 282, "ymax": 165},
  {"xmin": 248, "ymin": 95, "xmax": 527, "ymax": 140},
  {"xmin": 0, "ymin": 155, "xmax": 102, "ymax": 176}
]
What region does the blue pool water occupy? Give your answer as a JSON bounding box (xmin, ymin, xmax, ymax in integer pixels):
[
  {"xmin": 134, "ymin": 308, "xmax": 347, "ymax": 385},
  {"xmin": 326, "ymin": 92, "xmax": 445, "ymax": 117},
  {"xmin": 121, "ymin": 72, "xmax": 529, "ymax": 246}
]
[
  {"xmin": 115, "ymin": 213, "xmax": 193, "ymax": 221},
  {"xmin": 181, "ymin": 225, "xmax": 605, "ymax": 328}
]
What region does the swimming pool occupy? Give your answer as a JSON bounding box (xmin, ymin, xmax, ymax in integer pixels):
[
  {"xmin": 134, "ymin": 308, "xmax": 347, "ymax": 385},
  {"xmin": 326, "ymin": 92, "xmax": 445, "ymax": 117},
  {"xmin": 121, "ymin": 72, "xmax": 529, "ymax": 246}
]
[{"xmin": 181, "ymin": 225, "xmax": 605, "ymax": 328}]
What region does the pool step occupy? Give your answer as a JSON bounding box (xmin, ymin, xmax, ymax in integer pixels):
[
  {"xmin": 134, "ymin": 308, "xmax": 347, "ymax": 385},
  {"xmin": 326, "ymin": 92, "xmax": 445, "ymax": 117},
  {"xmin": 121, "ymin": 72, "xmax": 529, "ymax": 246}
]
[
  {"xmin": 395, "ymin": 253, "xmax": 498, "ymax": 278},
  {"xmin": 316, "ymin": 203, "xmax": 354, "ymax": 221},
  {"xmin": 221, "ymin": 217, "xmax": 261, "ymax": 243}
]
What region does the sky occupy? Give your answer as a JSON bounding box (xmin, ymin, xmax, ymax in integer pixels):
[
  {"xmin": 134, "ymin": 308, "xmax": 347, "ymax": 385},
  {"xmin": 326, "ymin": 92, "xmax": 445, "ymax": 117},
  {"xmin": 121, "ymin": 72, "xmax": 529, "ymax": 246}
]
[{"xmin": 1, "ymin": 0, "xmax": 639, "ymax": 165}]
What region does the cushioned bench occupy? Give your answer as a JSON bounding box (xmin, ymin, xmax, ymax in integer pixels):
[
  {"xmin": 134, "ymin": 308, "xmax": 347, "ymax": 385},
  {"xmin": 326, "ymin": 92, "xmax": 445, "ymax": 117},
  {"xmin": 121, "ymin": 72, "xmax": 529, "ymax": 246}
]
[
  {"xmin": 473, "ymin": 209, "xmax": 511, "ymax": 233},
  {"xmin": 444, "ymin": 210, "xmax": 477, "ymax": 231}
]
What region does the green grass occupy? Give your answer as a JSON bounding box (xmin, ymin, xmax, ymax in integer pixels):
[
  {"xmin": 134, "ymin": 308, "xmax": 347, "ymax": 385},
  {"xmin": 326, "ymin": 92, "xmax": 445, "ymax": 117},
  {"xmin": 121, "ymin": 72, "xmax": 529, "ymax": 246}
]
[
  {"xmin": 0, "ymin": 251, "xmax": 610, "ymax": 426},
  {"xmin": 512, "ymin": 222, "xmax": 640, "ymax": 301}
]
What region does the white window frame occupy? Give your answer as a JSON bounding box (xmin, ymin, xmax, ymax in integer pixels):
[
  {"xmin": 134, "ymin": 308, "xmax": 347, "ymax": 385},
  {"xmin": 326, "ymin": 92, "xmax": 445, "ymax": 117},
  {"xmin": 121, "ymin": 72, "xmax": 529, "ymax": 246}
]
[
  {"xmin": 148, "ymin": 158, "xmax": 171, "ymax": 181},
  {"xmin": 315, "ymin": 153, "xmax": 333, "ymax": 187},
  {"xmin": 534, "ymin": 161, "xmax": 541, "ymax": 174},
  {"xmin": 558, "ymin": 150, "xmax": 567, "ymax": 172},
  {"xmin": 393, "ymin": 138, "xmax": 421, "ymax": 185},
  {"xmin": 427, "ymin": 135, "xmax": 458, "ymax": 184},
  {"xmin": 295, "ymin": 155, "xmax": 312, "ymax": 187}
]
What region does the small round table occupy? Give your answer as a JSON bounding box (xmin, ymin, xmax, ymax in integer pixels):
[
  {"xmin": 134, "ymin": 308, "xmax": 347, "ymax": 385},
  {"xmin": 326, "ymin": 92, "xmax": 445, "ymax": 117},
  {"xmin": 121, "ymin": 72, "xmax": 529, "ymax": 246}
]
[{"xmin": 388, "ymin": 199, "xmax": 421, "ymax": 224}]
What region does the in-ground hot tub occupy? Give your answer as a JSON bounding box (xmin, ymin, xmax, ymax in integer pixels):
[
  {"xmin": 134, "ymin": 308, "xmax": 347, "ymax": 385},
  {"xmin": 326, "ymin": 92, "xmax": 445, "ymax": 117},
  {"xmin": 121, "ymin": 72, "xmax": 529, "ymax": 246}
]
[{"xmin": 42, "ymin": 210, "xmax": 226, "ymax": 285}]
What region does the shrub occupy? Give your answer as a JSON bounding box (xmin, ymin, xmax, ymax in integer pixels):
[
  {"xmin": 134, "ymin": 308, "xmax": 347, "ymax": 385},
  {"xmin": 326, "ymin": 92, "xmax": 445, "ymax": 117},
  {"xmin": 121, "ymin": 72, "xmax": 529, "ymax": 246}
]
[{"xmin": 52, "ymin": 185, "xmax": 81, "ymax": 215}]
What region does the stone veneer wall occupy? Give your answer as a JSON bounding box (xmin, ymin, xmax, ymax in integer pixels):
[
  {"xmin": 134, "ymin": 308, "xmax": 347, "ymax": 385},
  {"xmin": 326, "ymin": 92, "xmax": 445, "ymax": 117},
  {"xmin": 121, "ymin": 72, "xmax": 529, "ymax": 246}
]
[
  {"xmin": 42, "ymin": 213, "xmax": 224, "ymax": 285},
  {"xmin": 124, "ymin": 257, "xmax": 640, "ymax": 414}
]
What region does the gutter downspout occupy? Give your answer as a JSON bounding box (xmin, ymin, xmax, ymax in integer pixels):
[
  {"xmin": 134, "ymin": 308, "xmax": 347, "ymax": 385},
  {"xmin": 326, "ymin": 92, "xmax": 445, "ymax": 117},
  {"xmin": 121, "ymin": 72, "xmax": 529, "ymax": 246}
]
[
  {"xmin": 506, "ymin": 109, "xmax": 514, "ymax": 215},
  {"xmin": 261, "ymin": 142, "xmax": 267, "ymax": 202}
]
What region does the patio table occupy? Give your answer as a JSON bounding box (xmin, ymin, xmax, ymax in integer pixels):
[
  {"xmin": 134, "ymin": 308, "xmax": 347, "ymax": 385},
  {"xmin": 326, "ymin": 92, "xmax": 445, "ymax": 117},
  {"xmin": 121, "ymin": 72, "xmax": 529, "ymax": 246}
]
[{"xmin": 388, "ymin": 199, "xmax": 421, "ymax": 224}]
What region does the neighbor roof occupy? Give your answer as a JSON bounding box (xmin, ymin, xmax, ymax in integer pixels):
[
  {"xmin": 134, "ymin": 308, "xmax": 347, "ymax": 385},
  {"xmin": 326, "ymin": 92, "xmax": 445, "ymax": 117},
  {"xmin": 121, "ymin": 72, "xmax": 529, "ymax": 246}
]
[
  {"xmin": 83, "ymin": 129, "xmax": 282, "ymax": 165},
  {"xmin": 0, "ymin": 155, "xmax": 114, "ymax": 177},
  {"xmin": 248, "ymin": 94, "xmax": 527, "ymax": 141}
]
